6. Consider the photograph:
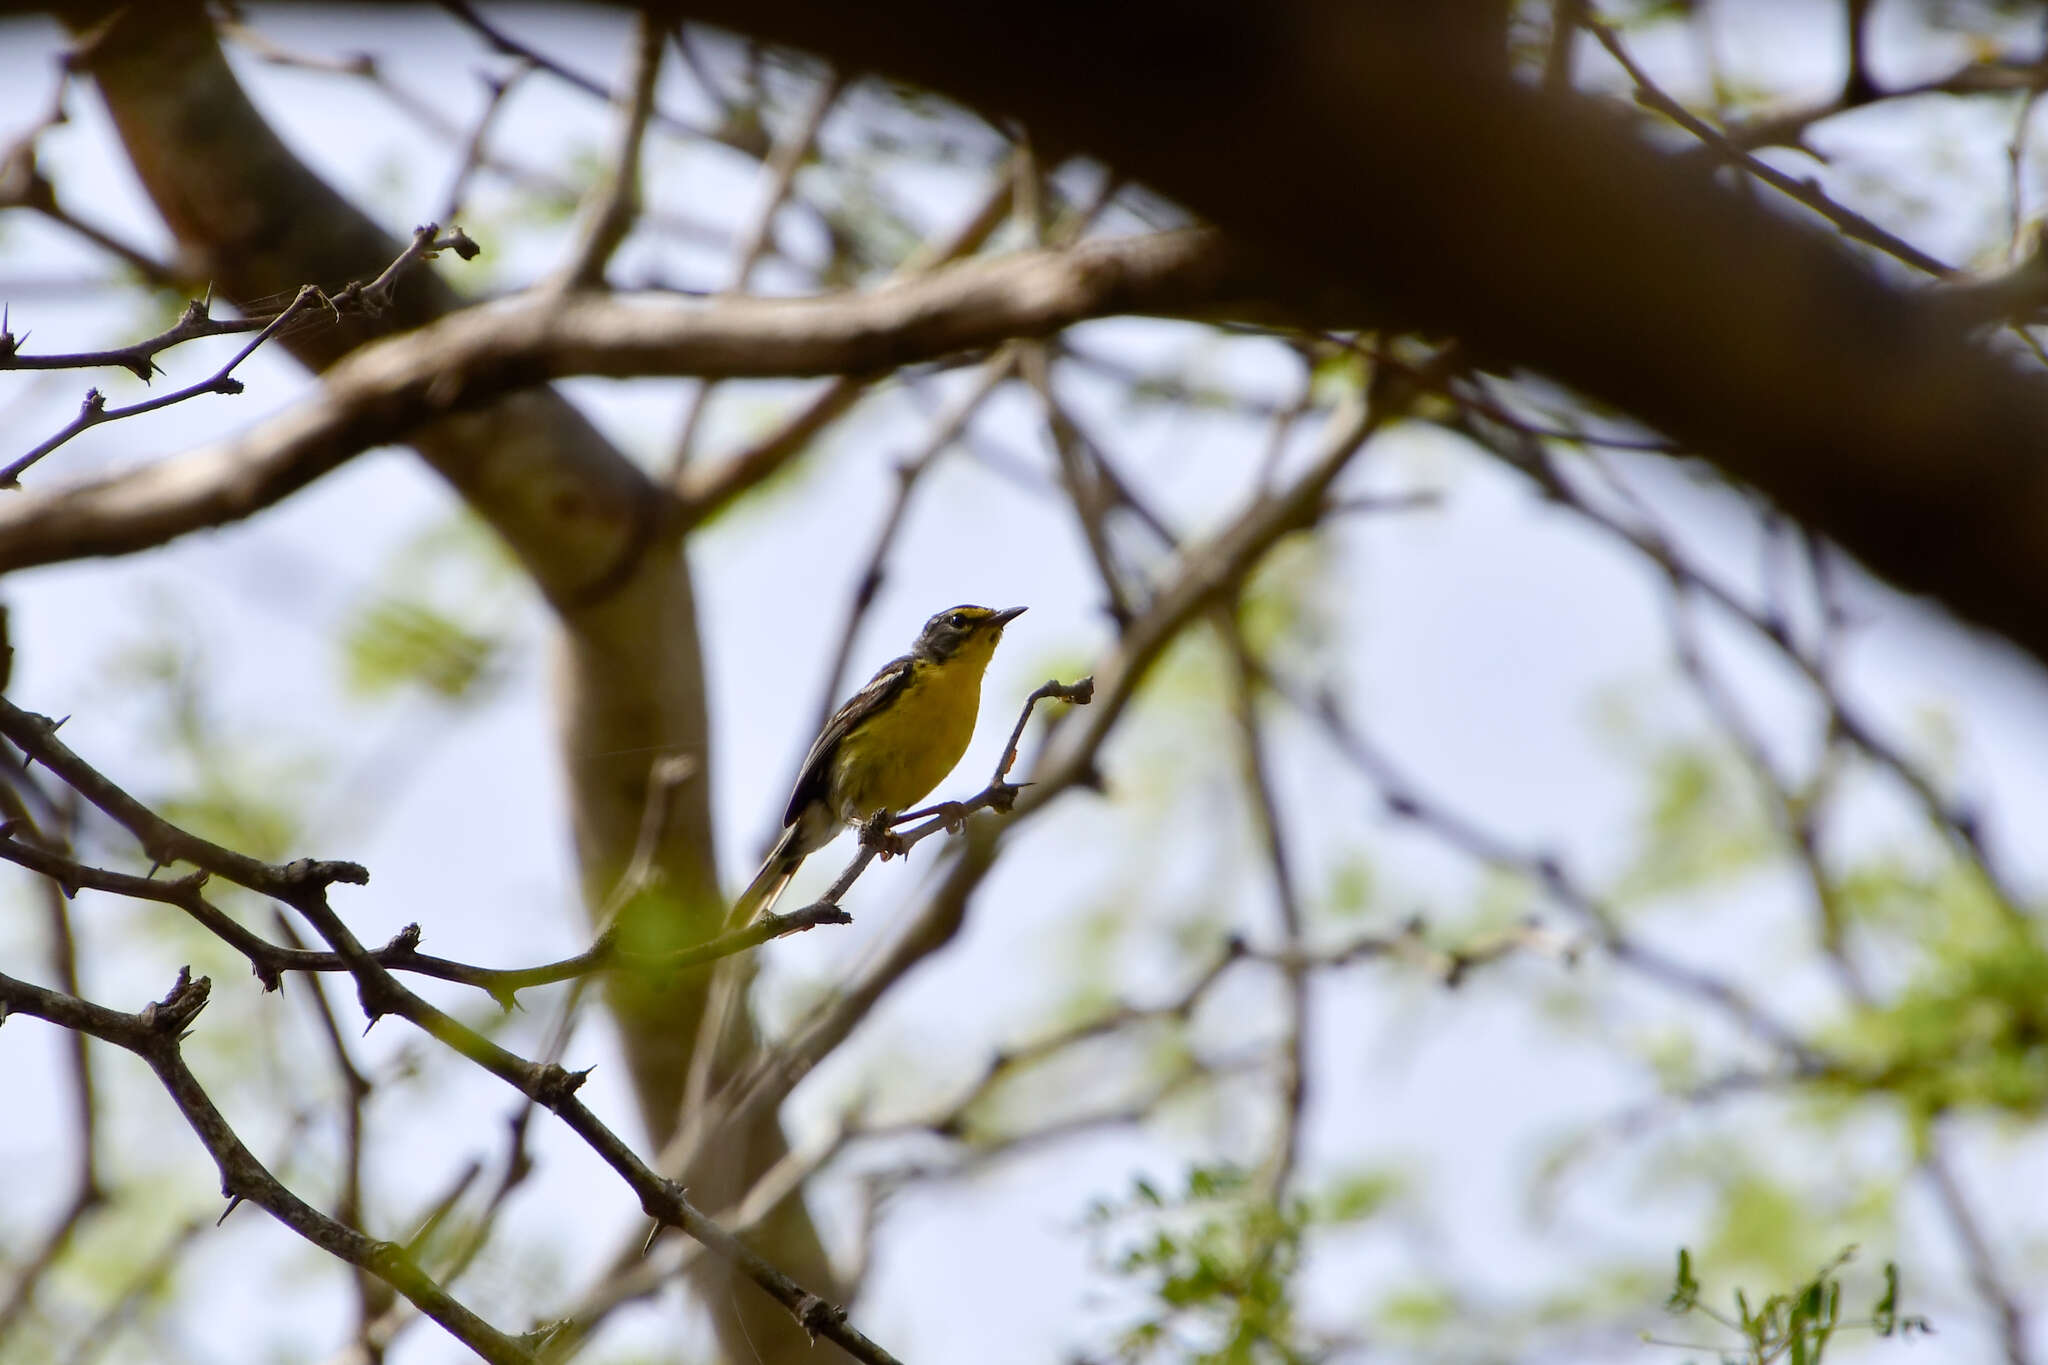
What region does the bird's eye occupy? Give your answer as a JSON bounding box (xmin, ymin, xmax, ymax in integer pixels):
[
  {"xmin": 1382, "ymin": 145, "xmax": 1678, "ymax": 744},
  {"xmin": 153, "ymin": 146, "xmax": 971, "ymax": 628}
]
[{"xmin": 948, "ymin": 612, "xmax": 968, "ymax": 629}]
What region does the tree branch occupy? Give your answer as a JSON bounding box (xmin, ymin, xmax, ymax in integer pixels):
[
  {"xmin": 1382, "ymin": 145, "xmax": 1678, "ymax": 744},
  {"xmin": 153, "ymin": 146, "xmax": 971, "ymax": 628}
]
[
  {"xmin": 0, "ymin": 230, "xmax": 1251, "ymax": 573},
  {"xmin": 647, "ymin": 0, "xmax": 2048, "ymax": 671},
  {"xmin": 0, "ymin": 969, "xmax": 537, "ymax": 1365},
  {"xmin": 0, "ymin": 694, "xmax": 900, "ymax": 1364}
]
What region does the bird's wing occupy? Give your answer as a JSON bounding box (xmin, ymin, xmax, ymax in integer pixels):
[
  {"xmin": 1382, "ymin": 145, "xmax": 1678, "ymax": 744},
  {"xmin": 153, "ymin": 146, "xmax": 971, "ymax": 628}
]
[{"xmin": 783, "ymin": 652, "xmax": 916, "ymax": 828}]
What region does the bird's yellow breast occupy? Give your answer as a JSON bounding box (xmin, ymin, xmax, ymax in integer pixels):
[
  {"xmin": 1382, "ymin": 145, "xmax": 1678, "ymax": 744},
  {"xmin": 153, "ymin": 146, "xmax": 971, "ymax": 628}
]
[{"xmin": 830, "ymin": 650, "xmax": 991, "ymax": 820}]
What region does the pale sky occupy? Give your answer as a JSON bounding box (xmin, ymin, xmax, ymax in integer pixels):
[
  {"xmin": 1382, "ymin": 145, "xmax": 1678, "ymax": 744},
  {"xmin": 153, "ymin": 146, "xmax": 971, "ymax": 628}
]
[{"xmin": 2, "ymin": 7, "xmax": 2046, "ymax": 1363}]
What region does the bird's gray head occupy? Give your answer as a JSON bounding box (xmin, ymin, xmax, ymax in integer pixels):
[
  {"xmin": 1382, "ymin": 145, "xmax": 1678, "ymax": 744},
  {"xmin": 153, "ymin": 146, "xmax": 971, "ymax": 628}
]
[{"xmin": 914, "ymin": 604, "xmax": 1026, "ymax": 661}]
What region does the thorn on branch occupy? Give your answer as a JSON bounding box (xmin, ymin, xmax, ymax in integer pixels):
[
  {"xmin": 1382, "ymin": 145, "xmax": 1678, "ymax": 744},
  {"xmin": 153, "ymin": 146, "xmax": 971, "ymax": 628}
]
[
  {"xmin": 530, "ymin": 1062, "xmax": 591, "ymax": 1106},
  {"xmin": 637, "ymin": 1176, "xmax": 689, "ymax": 1239},
  {"xmin": 283, "ymin": 857, "xmax": 371, "ymax": 891},
  {"xmin": 794, "ymin": 1293, "xmax": 847, "ymax": 1344},
  {"xmin": 378, "ymin": 922, "xmax": 424, "ymax": 957},
  {"xmin": 353, "ymin": 972, "xmax": 413, "ymax": 1034},
  {"xmin": 138, "ymin": 966, "xmax": 211, "ymax": 1037}
]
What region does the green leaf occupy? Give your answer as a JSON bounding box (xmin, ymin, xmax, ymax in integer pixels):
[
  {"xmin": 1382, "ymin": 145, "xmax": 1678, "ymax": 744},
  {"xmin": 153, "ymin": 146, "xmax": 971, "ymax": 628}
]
[{"xmin": 342, "ymin": 598, "xmax": 502, "ymax": 702}]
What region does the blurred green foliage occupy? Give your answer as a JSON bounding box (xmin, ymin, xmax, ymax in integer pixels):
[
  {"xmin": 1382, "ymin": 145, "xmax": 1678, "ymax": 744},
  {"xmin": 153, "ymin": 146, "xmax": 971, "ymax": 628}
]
[
  {"xmin": 1652, "ymin": 1246, "xmax": 1931, "ymax": 1365},
  {"xmin": 342, "ymin": 597, "xmax": 501, "ymax": 701},
  {"xmin": 1831, "ymin": 917, "xmax": 2048, "ymax": 1134},
  {"xmin": 338, "ymin": 509, "xmax": 519, "ymax": 704},
  {"xmin": 1090, "ymin": 1164, "xmax": 1311, "ymax": 1365}
]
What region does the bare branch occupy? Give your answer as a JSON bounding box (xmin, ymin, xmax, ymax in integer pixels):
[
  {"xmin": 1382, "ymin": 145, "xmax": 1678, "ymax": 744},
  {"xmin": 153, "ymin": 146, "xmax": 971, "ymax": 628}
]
[
  {"xmin": 0, "ymin": 285, "xmax": 322, "ymax": 487},
  {"xmin": 0, "ymin": 695, "xmax": 367, "ymax": 903},
  {"xmin": 659, "ymin": 383, "xmax": 1389, "ymax": 1217},
  {"xmin": 0, "ymin": 225, "xmax": 480, "ymax": 488},
  {"xmin": 666, "ymin": 142, "xmax": 1012, "ymax": 497},
  {"xmin": 1444, "ymin": 394, "xmax": 2029, "ymax": 924},
  {"xmin": 0, "ymin": 820, "xmax": 843, "ymax": 1004},
  {"xmin": 553, "ymin": 12, "xmax": 665, "ymax": 291},
  {"xmin": 273, "ymin": 913, "xmax": 387, "ymax": 1337},
  {"xmin": 0, "ymin": 969, "xmax": 535, "ymax": 1365},
  {"xmin": 725, "ymin": 69, "xmax": 842, "ymax": 293},
  {"xmin": 1289, "ymin": 679, "xmax": 1819, "ymax": 1063},
  {"xmin": 1924, "ymin": 1129, "xmax": 2034, "ymax": 1365},
  {"xmin": 0, "ymin": 697, "xmax": 901, "ymax": 1365},
  {"xmin": 436, "ymin": 0, "xmax": 734, "ymax": 151},
  {"xmin": 0, "ymin": 230, "xmax": 1249, "ymax": 573},
  {"xmin": 0, "ymin": 827, "xmax": 102, "ymax": 1347},
  {"xmin": 435, "ymin": 63, "xmax": 532, "ymax": 226},
  {"xmin": 663, "ymin": 65, "xmax": 844, "ymax": 475},
  {"xmin": 1220, "ymin": 616, "xmax": 1308, "ymax": 1195},
  {"xmin": 651, "ymin": 0, "xmax": 2048, "ymax": 672},
  {"xmin": 0, "ymin": 295, "xmax": 250, "ymax": 381},
  {"xmin": 1582, "ymin": 13, "xmax": 1955, "ymax": 280}
]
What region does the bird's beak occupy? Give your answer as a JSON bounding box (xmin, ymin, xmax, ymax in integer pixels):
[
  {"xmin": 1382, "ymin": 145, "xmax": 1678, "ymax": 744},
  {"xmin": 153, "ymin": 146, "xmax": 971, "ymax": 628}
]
[{"xmin": 991, "ymin": 606, "xmax": 1027, "ymax": 629}]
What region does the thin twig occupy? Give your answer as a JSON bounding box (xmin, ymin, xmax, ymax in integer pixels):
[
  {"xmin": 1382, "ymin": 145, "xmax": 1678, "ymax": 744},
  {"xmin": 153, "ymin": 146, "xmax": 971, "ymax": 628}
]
[
  {"xmin": 436, "ymin": 0, "xmax": 731, "ymax": 149},
  {"xmin": 1584, "ymin": 12, "xmax": 1955, "ymax": 279},
  {"xmin": 273, "ymin": 912, "xmax": 387, "ymax": 1333},
  {"xmin": 664, "ymin": 67, "xmax": 847, "ymax": 470},
  {"xmin": 0, "ymin": 226, "xmax": 479, "ymax": 488},
  {"xmin": 1289, "ymin": 678, "xmax": 1819, "ymax": 1063},
  {"xmin": 0, "ymin": 824, "xmax": 844, "ymax": 1006},
  {"xmin": 1220, "ymin": 615, "xmax": 1309, "ymax": 1196},
  {"xmin": 1446, "ymin": 402, "xmax": 2029, "ymax": 925},
  {"xmin": 437, "ymin": 62, "xmax": 533, "ymax": 226},
  {"xmin": 1, "ymin": 286, "xmax": 322, "ymax": 487},
  {"xmin": 1924, "ymin": 1128, "xmax": 2033, "ymax": 1365},
  {"xmin": 554, "ymin": 12, "xmax": 665, "ymax": 291},
  {"xmin": 0, "ymin": 293, "xmax": 255, "ymax": 381},
  {"xmin": 0, "ymin": 815, "xmax": 101, "ymax": 1345},
  {"xmin": 726, "ymin": 70, "xmax": 843, "ymax": 292}
]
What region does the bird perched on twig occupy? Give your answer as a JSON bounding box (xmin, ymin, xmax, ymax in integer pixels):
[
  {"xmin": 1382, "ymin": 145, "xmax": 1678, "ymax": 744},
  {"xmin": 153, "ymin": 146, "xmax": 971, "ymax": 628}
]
[{"xmin": 728, "ymin": 603, "xmax": 1026, "ymax": 925}]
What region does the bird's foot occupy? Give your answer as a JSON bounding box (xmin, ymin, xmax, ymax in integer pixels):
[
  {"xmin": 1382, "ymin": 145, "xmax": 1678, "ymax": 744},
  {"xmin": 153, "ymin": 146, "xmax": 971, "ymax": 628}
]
[
  {"xmin": 859, "ymin": 809, "xmax": 907, "ymax": 861},
  {"xmin": 929, "ymin": 800, "xmax": 973, "ymax": 834}
]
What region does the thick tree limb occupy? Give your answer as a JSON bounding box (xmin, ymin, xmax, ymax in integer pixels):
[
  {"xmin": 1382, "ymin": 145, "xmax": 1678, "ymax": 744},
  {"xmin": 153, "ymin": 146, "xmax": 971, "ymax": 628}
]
[
  {"xmin": 0, "ymin": 230, "xmax": 1244, "ymax": 573},
  {"xmin": 636, "ymin": 0, "xmax": 2048, "ymax": 671}
]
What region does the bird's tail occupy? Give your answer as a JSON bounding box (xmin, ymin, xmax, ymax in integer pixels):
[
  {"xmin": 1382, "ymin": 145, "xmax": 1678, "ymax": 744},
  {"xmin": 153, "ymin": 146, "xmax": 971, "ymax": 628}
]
[{"xmin": 726, "ymin": 825, "xmax": 806, "ymax": 928}]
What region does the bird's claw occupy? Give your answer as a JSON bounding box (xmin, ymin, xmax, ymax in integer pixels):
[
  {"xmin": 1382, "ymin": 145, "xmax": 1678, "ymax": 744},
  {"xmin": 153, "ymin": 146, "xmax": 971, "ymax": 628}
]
[
  {"xmin": 859, "ymin": 809, "xmax": 907, "ymax": 861},
  {"xmin": 931, "ymin": 800, "xmax": 972, "ymax": 834}
]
